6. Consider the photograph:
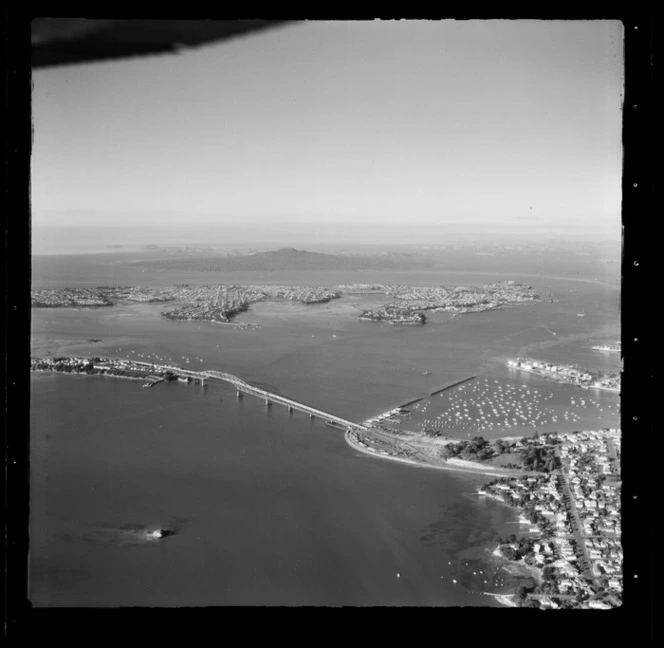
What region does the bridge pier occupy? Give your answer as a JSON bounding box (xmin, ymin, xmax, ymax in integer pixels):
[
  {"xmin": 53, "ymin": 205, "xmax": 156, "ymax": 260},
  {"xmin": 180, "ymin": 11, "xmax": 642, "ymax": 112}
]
[
  {"xmin": 236, "ymin": 390, "xmax": 243, "ymax": 399},
  {"xmin": 309, "ymin": 413, "xmax": 314, "ymax": 419},
  {"xmin": 287, "ymin": 406, "xmax": 293, "ymax": 413},
  {"xmin": 265, "ymin": 398, "xmax": 271, "ymax": 407}
]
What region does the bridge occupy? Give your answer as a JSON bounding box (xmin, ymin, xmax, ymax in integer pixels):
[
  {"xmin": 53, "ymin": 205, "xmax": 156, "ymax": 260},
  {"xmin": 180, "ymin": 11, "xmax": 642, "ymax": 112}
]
[
  {"xmin": 131, "ymin": 361, "xmax": 368, "ymax": 431},
  {"xmin": 202, "ymin": 370, "xmax": 368, "ymax": 432}
]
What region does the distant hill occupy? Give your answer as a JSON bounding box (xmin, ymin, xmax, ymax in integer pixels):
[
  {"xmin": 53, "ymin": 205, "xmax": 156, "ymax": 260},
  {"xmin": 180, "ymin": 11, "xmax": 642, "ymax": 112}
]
[{"xmin": 130, "ymin": 248, "xmax": 435, "ymax": 272}]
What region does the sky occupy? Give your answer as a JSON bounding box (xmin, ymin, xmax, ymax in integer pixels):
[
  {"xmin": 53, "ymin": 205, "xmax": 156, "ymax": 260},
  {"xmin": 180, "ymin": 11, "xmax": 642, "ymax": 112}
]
[{"xmin": 31, "ymin": 20, "xmax": 624, "ymax": 249}]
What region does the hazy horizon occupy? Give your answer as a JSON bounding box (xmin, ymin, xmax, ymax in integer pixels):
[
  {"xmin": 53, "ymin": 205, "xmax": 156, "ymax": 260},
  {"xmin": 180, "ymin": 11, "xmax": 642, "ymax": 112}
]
[
  {"xmin": 31, "ymin": 20, "xmax": 624, "ymax": 251},
  {"xmin": 31, "ymin": 221, "xmax": 623, "ymax": 256}
]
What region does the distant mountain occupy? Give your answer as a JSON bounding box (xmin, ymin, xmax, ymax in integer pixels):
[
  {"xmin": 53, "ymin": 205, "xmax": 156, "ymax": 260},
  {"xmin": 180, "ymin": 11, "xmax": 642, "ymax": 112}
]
[{"xmin": 131, "ymin": 248, "xmax": 434, "ymax": 272}]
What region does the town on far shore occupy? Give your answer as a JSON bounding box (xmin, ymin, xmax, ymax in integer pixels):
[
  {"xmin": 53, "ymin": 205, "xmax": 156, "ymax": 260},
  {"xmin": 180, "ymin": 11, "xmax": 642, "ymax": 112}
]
[{"xmin": 31, "ymin": 280, "xmax": 540, "ymax": 326}]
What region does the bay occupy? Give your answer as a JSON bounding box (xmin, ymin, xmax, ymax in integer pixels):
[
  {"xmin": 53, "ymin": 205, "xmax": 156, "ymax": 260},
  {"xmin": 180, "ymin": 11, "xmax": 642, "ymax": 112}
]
[
  {"xmin": 31, "ymin": 374, "xmax": 515, "ymax": 607},
  {"xmin": 29, "ymin": 256, "xmax": 621, "ymax": 606}
]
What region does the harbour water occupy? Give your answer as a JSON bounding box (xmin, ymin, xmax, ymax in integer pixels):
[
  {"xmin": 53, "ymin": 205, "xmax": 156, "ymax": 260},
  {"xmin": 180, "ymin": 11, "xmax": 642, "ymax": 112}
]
[
  {"xmin": 29, "ymin": 259, "xmax": 620, "ymax": 606},
  {"xmin": 31, "ymin": 373, "xmax": 522, "ymax": 607}
]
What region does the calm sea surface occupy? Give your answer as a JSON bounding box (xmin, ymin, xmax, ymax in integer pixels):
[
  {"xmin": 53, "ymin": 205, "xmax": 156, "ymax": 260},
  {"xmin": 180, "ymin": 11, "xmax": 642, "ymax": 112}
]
[{"xmin": 30, "ymin": 259, "xmax": 621, "ymax": 606}]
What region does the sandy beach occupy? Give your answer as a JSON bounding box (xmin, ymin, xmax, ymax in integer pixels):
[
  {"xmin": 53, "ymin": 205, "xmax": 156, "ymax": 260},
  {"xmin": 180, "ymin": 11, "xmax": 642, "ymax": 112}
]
[{"xmin": 484, "ymin": 592, "xmax": 518, "ymax": 607}]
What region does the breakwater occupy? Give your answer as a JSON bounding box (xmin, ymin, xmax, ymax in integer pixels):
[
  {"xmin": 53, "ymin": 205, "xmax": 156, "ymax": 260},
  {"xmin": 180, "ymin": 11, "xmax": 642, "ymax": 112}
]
[
  {"xmin": 399, "ymin": 396, "xmax": 424, "ymax": 408},
  {"xmin": 429, "ymin": 376, "xmax": 476, "ymax": 397}
]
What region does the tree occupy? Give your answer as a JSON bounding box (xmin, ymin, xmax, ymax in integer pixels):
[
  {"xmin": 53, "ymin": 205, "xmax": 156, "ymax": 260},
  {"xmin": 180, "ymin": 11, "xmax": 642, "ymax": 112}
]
[
  {"xmin": 440, "ymin": 445, "xmax": 456, "ymax": 460},
  {"xmin": 493, "ymin": 439, "xmax": 509, "ymax": 455},
  {"xmin": 515, "ymin": 585, "xmax": 528, "ymax": 605}
]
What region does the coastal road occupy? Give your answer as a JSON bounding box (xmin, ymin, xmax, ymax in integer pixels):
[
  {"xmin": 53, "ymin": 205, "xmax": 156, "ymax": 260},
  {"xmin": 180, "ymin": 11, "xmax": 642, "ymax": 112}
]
[
  {"xmin": 556, "ymin": 470, "xmax": 596, "ymax": 583},
  {"xmin": 605, "ymin": 438, "xmax": 620, "ymax": 479}
]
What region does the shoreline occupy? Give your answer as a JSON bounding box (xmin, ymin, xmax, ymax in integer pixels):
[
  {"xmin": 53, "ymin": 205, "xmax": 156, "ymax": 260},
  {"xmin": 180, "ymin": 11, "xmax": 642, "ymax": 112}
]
[
  {"xmin": 32, "ymin": 358, "xmax": 612, "ymax": 607},
  {"xmin": 32, "ymin": 362, "xmax": 529, "ymax": 481},
  {"xmin": 344, "ymin": 430, "xmax": 518, "ymax": 478},
  {"xmin": 30, "ymin": 368, "xmax": 161, "ymax": 384}
]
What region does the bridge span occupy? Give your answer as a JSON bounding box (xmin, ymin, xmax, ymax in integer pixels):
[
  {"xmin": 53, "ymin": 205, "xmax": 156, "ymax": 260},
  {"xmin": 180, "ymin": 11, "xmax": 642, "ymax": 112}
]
[
  {"xmin": 131, "ymin": 362, "xmax": 367, "ymax": 431},
  {"xmin": 202, "ymin": 370, "xmax": 367, "ymax": 432}
]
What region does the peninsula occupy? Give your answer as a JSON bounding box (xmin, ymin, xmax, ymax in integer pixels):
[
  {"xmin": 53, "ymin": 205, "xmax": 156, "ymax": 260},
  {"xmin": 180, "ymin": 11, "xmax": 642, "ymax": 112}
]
[
  {"xmin": 358, "ymin": 281, "xmax": 539, "ymax": 325},
  {"xmin": 32, "ymin": 280, "xmax": 539, "ymax": 327},
  {"xmin": 508, "ymin": 358, "xmax": 620, "ymax": 393},
  {"xmin": 31, "ymin": 284, "xmax": 342, "ymax": 323}
]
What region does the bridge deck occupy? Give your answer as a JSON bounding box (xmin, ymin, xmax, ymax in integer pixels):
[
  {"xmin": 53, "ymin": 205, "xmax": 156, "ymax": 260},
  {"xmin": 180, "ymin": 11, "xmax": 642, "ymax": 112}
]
[
  {"xmin": 202, "ymin": 370, "xmax": 366, "ymax": 431},
  {"xmin": 129, "ymin": 363, "xmax": 366, "ymax": 431}
]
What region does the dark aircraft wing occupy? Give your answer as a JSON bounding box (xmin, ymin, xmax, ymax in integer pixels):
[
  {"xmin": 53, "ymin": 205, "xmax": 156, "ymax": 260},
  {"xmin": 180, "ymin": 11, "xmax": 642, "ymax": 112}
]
[{"xmin": 31, "ymin": 19, "xmax": 294, "ymax": 69}]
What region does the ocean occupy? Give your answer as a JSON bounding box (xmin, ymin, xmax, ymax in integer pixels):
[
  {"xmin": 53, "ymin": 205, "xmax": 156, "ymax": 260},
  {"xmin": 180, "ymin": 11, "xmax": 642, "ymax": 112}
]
[{"xmin": 29, "ymin": 255, "xmax": 621, "ymax": 606}]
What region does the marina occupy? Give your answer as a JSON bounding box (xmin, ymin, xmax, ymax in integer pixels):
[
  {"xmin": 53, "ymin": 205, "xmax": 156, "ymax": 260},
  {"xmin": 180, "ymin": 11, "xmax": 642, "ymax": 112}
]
[{"xmin": 405, "ymin": 376, "xmax": 619, "ymax": 438}]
